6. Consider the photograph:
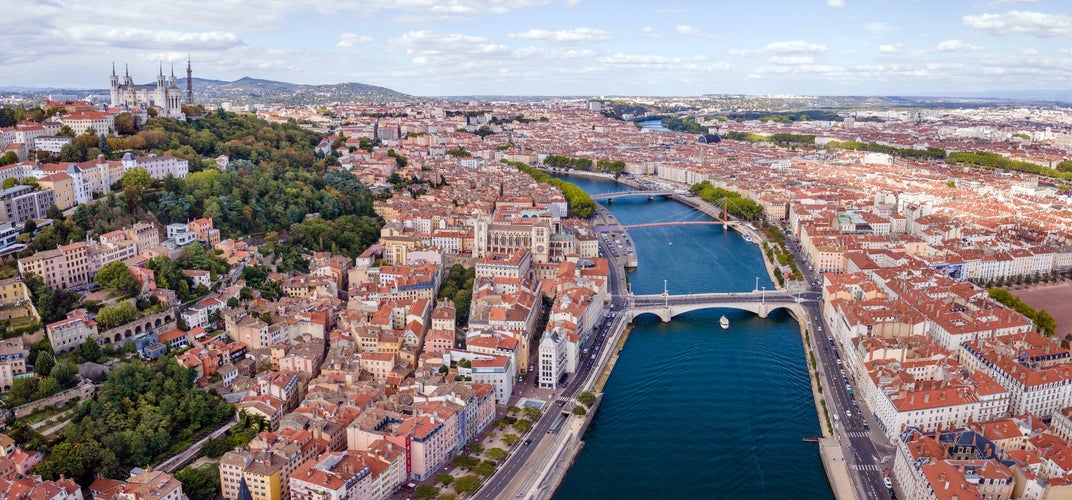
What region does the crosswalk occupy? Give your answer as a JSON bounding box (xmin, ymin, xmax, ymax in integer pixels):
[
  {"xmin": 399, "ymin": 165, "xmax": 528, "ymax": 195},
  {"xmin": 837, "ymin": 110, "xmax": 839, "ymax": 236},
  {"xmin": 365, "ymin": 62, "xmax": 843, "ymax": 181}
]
[
  {"xmin": 853, "ymin": 464, "xmax": 880, "ymax": 472},
  {"xmin": 848, "ymin": 431, "xmax": 871, "ymax": 438}
]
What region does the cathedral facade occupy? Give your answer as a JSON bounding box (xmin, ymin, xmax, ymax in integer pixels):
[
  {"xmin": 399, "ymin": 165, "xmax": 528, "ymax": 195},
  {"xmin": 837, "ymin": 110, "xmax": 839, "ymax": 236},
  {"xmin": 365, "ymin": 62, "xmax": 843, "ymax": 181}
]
[{"xmin": 109, "ymin": 62, "xmax": 188, "ymax": 119}]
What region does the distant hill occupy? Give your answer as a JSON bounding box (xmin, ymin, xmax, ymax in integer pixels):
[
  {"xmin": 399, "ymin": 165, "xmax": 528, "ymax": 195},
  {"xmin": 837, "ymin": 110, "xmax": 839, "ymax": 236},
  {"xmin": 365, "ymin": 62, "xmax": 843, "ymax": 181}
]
[
  {"xmin": 0, "ymin": 77, "xmax": 417, "ymax": 106},
  {"xmin": 179, "ymin": 77, "xmax": 418, "ymax": 106}
]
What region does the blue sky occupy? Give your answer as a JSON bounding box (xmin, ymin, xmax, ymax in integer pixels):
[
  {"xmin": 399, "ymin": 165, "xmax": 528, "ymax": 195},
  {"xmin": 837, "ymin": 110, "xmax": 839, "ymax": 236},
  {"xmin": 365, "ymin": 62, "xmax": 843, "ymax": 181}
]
[{"xmin": 4, "ymin": 0, "xmax": 1072, "ymax": 97}]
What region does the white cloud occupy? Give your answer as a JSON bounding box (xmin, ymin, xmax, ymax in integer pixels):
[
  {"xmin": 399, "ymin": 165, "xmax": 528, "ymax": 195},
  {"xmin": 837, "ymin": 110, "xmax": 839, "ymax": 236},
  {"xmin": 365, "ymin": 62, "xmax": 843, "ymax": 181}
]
[
  {"xmin": 826, "ymin": 0, "xmax": 845, "ymax": 7},
  {"xmin": 989, "ymin": 0, "xmax": 1038, "ymax": 4},
  {"xmin": 1018, "ymin": 48, "xmax": 1039, "ymax": 55},
  {"xmin": 389, "ymin": 30, "xmax": 509, "ymax": 63},
  {"xmin": 62, "ymin": 26, "xmax": 243, "ymax": 50},
  {"xmin": 879, "ymin": 43, "xmax": 904, "ymax": 53},
  {"xmin": 336, "ymin": 33, "xmax": 372, "ymax": 47},
  {"xmin": 936, "ymin": 39, "xmax": 982, "ymax": 52},
  {"xmin": 564, "ymin": 0, "xmax": 580, "ymax": 5},
  {"xmin": 770, "ymin": 55, "xmax": 815, "ymax": 65},
  {"xmin": 359, "ymin": 0, "xmax": 553, "ymax": 15},
  {"xmin": 508, "ymin": 28, "xmax": 611, "ymax": 45},
  {"xmin": 640, "ymin": 27, "xmax": 661, "ymax": 39},
  {"xmin": 865, "ymin": 22, "xmax": 897, "ymax": 35},
  {"xmin": 729, "ymin": 40, "xmax": 827, "ymax": 56},
  {"xmin": 675, "ymin": 25, "xmax": 705, "ymax": 37},
  {"xmin": 964, "ymin": 10, "xmax": 1072, "ymax": 37}
]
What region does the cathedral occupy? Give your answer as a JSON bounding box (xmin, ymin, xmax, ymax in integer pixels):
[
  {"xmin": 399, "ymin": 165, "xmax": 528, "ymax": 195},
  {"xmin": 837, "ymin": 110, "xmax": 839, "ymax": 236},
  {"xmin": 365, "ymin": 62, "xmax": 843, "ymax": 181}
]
[{"xmin": 109, "ymin": 59, "xmax": 191, "ymax": 119}]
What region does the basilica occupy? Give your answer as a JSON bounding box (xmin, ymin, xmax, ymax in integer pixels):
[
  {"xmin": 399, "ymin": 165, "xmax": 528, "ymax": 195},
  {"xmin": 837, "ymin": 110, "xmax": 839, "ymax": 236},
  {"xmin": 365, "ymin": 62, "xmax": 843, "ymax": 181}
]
[{"xmin": 109, "ymin": 59, "xmax": 191, "ymax": 119}]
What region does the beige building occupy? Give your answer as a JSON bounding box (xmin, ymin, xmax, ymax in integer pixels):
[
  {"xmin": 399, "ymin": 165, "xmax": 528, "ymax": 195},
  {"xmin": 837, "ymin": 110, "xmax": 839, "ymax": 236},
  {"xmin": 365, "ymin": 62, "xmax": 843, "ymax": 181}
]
[
  {"xmin": 18, "ymin": 241, "xmax": 92, "ymax": 290},
  {"xmin": 36, "ymin": 172, "xmax": 75, "ymax": 210},
  {"xmin": 46, "ymin": 309, "xmax": 98, "ymax": 354},
  {"xmin": 0, "ymin": 339, "xmax": 29, "ymax": 392},
  {"xmin": 220, "ymin": 448, "xmax": 301, "ymax": 500}
]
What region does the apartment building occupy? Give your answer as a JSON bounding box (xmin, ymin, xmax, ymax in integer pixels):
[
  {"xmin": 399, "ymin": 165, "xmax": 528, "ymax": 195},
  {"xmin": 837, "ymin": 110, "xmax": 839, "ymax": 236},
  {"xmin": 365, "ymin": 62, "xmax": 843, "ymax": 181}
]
[
  {"xmin": 0, "ymin": 185, "xmax": 53, "ymax": 225},
  {"xmin": 45, "ymin": 309, "xmax": 98, "ymax": 354}
]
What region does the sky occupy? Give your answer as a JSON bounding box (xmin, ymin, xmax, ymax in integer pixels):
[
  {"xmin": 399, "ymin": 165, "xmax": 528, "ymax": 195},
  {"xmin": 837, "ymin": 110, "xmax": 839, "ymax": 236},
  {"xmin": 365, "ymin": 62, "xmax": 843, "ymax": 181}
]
[{"xmin": 4, "ymin": 0, "xmax": 1072, "ymax": 97}]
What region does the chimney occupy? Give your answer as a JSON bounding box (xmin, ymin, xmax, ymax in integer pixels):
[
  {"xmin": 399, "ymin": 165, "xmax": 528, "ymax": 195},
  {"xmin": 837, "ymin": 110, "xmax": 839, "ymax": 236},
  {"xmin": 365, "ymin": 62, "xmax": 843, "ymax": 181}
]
[{"xmin": 938, "ymin": 472, "xmax": 947, "ymax": 482}]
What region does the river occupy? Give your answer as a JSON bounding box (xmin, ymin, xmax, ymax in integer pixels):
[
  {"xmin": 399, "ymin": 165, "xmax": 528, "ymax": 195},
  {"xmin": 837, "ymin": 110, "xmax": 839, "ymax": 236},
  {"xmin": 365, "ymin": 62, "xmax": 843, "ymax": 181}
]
[{"xmin": 553, "ymin": 174, "xmax": 833, "ymax": 499}]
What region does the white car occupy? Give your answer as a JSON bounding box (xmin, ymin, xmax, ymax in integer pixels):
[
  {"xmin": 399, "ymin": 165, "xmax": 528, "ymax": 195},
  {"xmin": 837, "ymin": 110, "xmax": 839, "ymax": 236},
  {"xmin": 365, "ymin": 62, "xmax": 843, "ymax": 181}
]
[{"xmin": 884, "ymin": 477, "xmax": 892, "ymax": 489}]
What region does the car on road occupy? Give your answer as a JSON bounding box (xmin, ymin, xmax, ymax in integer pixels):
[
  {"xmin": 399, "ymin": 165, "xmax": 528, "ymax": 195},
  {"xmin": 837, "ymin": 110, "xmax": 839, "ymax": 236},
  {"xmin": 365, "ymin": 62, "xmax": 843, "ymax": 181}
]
[
  {"xmin": 524, "ymin": 439, "xmax": 532, "ymax": 446},
  {"xmin": 884, "ymin": 477, "xmax": 892, "ymax": 488}
]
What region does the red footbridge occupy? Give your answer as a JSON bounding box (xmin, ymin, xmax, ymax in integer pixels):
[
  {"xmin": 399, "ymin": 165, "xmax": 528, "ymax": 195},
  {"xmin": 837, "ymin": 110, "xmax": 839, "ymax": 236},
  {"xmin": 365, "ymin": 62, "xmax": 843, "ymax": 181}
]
[{"xmin": 623, "ymin": 220, "xmax": 729, "ymax": 230}]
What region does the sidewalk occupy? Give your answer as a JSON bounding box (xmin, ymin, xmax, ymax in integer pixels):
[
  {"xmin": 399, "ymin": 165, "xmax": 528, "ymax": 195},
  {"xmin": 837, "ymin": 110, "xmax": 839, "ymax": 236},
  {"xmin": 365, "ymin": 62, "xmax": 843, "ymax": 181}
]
[{"xmin": 818, "ymin": 438, "xmax": 857, "ymax": 500}]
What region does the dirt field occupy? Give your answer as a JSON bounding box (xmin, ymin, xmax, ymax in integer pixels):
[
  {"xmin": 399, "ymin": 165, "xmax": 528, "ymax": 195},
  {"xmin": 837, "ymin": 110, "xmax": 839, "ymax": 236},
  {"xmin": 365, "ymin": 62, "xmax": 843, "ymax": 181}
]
[{"xmin": 1015, "ymin": 282, "xmax": 1072, "ymax": 338}]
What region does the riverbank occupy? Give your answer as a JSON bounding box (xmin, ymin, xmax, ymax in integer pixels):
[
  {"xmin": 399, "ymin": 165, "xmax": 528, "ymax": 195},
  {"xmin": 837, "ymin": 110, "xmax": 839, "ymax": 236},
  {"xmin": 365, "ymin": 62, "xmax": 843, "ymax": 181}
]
[{"xmin": 797, "ymin": 316, "xmax": 857, "ymax": 500}]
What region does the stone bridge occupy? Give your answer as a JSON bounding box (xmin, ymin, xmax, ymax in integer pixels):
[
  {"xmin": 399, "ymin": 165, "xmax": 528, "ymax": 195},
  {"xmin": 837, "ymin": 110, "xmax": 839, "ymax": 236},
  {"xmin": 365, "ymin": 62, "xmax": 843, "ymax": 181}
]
[
  {"xmin": 590, "ymin": 190, "xmax": 676, "ymax": 201},
  {"xmin": 625, "ymin": 290, "xmax": 809, "ymax": 323}
]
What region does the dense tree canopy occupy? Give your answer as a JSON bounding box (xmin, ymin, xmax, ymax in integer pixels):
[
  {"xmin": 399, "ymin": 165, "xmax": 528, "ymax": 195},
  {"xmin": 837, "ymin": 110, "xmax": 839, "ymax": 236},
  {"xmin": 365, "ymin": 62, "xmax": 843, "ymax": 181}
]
[
  {"xmin": 95, "ymin": 261, "xmax": 141, "ymax": 296},
  {"xmin": 34, "ymin": 358, "xmax": 234, "ymax": 485},
  {"xmin": 689, "ymin": 181, "xmax": 764, "ymax": 220},
  {"xmin": 504, "ymin": 160, "xmax": 597, "ymax": 218}
]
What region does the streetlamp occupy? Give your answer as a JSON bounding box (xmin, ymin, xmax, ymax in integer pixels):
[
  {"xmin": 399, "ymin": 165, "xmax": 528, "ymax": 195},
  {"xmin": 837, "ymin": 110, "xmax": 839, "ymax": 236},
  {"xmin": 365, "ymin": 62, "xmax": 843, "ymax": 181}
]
[
  {"xmin": 755, "ymin": 276, "xmax": 759, "ymax": 293},
  {"xmin": 663, "ymin": 279, "xmax": 668, "ymax": 309}
]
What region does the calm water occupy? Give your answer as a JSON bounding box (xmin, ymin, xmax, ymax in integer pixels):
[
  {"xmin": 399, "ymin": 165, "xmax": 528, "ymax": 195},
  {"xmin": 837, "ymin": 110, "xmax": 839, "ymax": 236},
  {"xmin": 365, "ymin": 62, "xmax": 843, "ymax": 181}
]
[{"xmin": 554, "ymin": 174, "xmax": 833, "ymax": 500}]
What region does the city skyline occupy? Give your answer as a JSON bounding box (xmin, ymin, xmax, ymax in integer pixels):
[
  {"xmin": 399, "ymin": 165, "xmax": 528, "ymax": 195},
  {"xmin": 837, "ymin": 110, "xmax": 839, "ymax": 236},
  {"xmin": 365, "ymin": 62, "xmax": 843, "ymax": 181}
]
[{"xmin": 4, "ymin": 0, "xmax": 1072, "ymax": 97}]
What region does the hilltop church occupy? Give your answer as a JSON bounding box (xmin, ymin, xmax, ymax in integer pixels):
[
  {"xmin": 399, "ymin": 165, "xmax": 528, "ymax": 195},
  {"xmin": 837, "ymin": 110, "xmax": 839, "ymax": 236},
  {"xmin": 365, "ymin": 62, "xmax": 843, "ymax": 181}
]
[{"xmin": 109, "ymin": 59, "xmax": 192, "ymax": 119}]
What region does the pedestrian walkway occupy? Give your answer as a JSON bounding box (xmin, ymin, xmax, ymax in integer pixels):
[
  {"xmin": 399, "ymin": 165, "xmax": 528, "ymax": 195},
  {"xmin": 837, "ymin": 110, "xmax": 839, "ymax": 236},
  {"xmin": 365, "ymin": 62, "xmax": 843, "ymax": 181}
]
[
  {"xmin": 847, "ymin": 431, "xmax": 870, "ymax": 438},
  {"xmin": 852, "ymin": 464, "xmax": 880, "ymax": 472}
]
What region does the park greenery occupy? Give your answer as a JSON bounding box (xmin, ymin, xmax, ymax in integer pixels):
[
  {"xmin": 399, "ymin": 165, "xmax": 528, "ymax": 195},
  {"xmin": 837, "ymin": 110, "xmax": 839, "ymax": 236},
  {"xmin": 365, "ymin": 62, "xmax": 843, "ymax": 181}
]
[
  {"xmin": 438, "ymin": 264, "xmax": 476, "ymax": 325},
  {"xmin": 689, "ymin": 181, "xmax": 764, "ymax": 220},
  {"xmin": 503, "ymin": 160, "xmax": 597, "ymax": 218},
  {"xmin": 947, "ymin": 151, "xmax": 1072, "ymax": 181},
  {"xmin": 176, "ymin": 463, "xmax": 221, "ymax": 500},
  {"xmin": 824, "ymin": 140, "xmax": 947, "ymax": 160},
  {"xmin": 542, "ymin": 154, "xmax": 626, "ymax": 175},
  {"xmin": 660, "ymin": 116, "xmax": 708, "ymax": 134},
  {"xmin": 21, "ymin": 110, "xmax": 382, "ymax": 267},
  {"xmin": 34, "ymin": 358, "xmax": 234, "ymax": 486},
  {"xmin": 709, "ymin": 110, "xmax": 845, "ymax": 123},
  {"xmin": 987, "ymin": 287, "xmax": 1057, "ymax": 337}
]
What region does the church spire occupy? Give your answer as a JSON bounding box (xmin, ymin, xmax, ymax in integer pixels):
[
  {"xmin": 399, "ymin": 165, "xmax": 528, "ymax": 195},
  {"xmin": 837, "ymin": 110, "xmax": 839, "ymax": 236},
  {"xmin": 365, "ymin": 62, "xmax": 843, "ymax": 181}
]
[
  {"xmin": 125, "ymin": 64, "xmax": 129, "ymax": 77},
  {"xmin": 112, "ymin": 62, "xmax": 116, "ymax": 76}
]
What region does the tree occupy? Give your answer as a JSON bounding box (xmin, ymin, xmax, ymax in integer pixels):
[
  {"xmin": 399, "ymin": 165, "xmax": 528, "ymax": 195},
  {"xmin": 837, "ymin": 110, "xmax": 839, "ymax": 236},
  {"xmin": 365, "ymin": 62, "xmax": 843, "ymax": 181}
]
[
  {"xmin": 95, "ymin": 301, "xmax": 139, "ymax": 329},
  {"xmin": 522, "ymin": 406, "xmax": 541, "ymax": 421},
  {"xmin": 114, "ymin": 112, "xmax": 139, "ymax": 135},
  {"xmin": 577, "ymin": 391, "xmax": 597, "ymax": 407},
  {"xmin": 1036, "ymin": 309, "xmax": 1058, "ymax": 337},
  {"xmin": 77, "ymin": 338, "xmax": 102, "ymax": 363},
  {"xmin": 435, "ymin": 473, "xmax": 455, "ymax": 486},
  {"xmin": 413, "ymin": 485, "xmax": 439, "ymax": 500},
  {"xmin": 9, "ymin": 377, "xmax": 38, "ymax": 404},
  {"xmin": 58, "ymin": 125, "xmax": 75, "ymax": 137},
  {"xmin": 501, "ymin": 433, "xmax": 519, "ymax": 446},
  {"xmin": 34, "ymin": 353, "xmax": 55, "ymax": 378},
  {"xmin": 467, "ymin": 441, "xmax": 484, "ymax": 455},
  {"xmin": 50, "ymin": 361, "xmax": 76, "ymax": 387},
  {"xmin": 437, "ymin": 493, "xmax": 458, "ymax": 500},
  {"xmin": 572, "ymin": 405, "xmax": 588, "ymax": 415},
  {"xmin": 95, "ymin": 261, "xmax": 141, "ymax": 295},
  {"xmin": 485, "ymin": 447, "xmax": 507, "ymax": 462},
  {"xmin": 1, "ymin": 178, "xmax": 15, "ymax": 189},
  {"xmin": 452, "ymin": 455, "xmax": 478, "ymax": 469},
  {"xmin": 176, "ymin": 463, "xmax": 220, "ymax": 500},
  {"xmin": 122, "ymin": 167, "xmax": 154, "ymax": 191},
  {"xmin": 512, "ymin": 419, "xmax": 532, "ymax": 432},
  {"xmin": 453, "ymin": 475, "xmax": 481, "ymax": 495},
  {"xmin": 34, "ymin": 376, "xmax": 61, "ymax": 399},
  {"xmin": 473, "ymin": 460, "xmax": 496, "ymax": 477}
]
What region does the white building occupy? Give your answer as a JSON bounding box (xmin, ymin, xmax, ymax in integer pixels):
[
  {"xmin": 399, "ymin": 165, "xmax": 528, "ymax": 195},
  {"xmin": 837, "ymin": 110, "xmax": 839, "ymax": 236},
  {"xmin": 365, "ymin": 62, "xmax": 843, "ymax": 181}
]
[{"xmin": 538, "ymin": 327, "xmax": 568, "ymax": 389}]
